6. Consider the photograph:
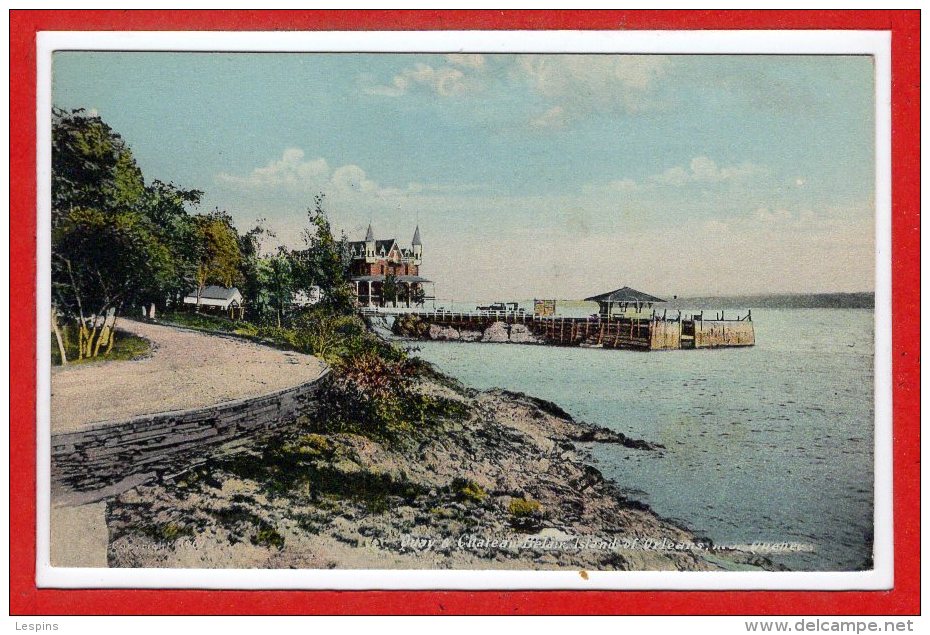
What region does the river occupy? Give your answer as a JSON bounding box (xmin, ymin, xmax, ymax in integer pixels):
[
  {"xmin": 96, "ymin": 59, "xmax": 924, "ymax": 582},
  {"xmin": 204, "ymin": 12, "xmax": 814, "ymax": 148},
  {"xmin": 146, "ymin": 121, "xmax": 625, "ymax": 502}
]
[{"xmin": 406, "ymin": 308, "xmax": 875, "ymax": 571}]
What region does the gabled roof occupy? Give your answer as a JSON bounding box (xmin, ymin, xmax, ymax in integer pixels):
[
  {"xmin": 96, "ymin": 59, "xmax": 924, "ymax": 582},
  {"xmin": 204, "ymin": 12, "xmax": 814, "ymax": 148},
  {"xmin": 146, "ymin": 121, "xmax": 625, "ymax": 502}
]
[
  {"xmin": 192, "ymin": 285, "xmax": 241, "ymax": 301},
  {"xmin": 584, "ymin": 286, "xmax": 666, "ymax": 304},
  {"xmin": 375, "ymin": 239, "xmax": 397, "ymax": 254}
]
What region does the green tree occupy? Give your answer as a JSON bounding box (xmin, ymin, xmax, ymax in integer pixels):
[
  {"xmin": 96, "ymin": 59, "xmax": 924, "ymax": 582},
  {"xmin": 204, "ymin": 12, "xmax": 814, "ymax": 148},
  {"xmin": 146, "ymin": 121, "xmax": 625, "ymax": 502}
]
[
  {"xmin": 292, "ymin": 193, "xmax": 353, "ymax": 314},
  {"xmin": 382, "ymin": 274, "xmax": 399, "ymax": 308},
  {"xmin": 266, "ymin": 247, "xmax": 295, "ymax": 328},
  {"xmin": 411, "ymin": 285, "xmax": 427, "ymax": 308},
  {"xmin": 139, "ymin": 179, "xmax": 203, "ymax": 306},
  {"xmin": 238, "ymin": 219, "xmax": 274, "ymax": 322},
  {"xmin": 192, "ymin": 209, "xmax": 243, "ymax": 311},
  {"xmin": 51, "ymin": 108, "xmax": 179, "ymax": 359},
  {"xmin": 53, "ymin": 207, "xmax": 174, "ymax": 358}
]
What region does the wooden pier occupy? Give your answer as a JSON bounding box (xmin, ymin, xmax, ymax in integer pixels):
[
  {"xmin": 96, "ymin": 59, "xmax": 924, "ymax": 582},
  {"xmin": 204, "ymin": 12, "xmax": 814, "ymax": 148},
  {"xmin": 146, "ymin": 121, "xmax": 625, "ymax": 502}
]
[{"xmin": 372, "ymin": 308, "xmax": 755, "ymax": 351}]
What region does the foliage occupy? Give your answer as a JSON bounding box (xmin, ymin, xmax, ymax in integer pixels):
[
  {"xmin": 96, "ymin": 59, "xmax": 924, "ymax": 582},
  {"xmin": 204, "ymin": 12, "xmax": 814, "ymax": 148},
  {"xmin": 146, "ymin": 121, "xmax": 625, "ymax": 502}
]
[
  {"xmin": 51, "ymin": 108, "xmax": 203, "ymax": 360},
  {"xmin": 52, "ymin": 107, "xmax": 142, "ymax": 224},
  {"xmin": 159, "ymin": 310, "xmax": 249, "ymax": 334},
  {"xmin": 393, "ymin": 313, "xmax": 430, "ymax": 338},
  {"xmin": 264, "ymin": 247, "xmax": 296, "ymax": 328},
  {"xmin": 508, "ymin": 497, "xmax": 542, "ymax": 517},
  {"xmin": 250, "ymin": 525, "xmax": 285, "ymax": 550},
  {"xmin": 452, "ymin": 477, "xmax": 488, "ymax": 503},
  {"xmin": 410, "ymin": 285, "xmax": 427, "ymax": 307},
  {"xmin": 191, "ymin": 209, "xmax": 243, "ymax": 308},
  {"xmin": 291, "ymin": 194, "xmax": 354, "ymax": 314},
  {"xmin": 317, "ymin": 350, "xmax": 471, "ymax": 440},
  {"xmin": 50, "ymin": 324, "xmax": 150, "ymax": 366},
  {"xmin": 139, "ymin": 180, "xmax": 204, "ymax": 304},
  {"xmin": 382, "ymin": 274, "xmax": 399, "ymax": 307},
  {"xmin": 281, "ymin": 433, "xmax": 331, "ymax": 458}
]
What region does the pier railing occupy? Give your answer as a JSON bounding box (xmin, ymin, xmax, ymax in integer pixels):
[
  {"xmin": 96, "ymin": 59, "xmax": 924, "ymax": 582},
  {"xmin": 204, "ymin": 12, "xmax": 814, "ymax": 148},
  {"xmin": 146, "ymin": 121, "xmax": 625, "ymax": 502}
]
[{"xmin": 360, "ymin": 306, "xmax": 752, "ymax": 323}]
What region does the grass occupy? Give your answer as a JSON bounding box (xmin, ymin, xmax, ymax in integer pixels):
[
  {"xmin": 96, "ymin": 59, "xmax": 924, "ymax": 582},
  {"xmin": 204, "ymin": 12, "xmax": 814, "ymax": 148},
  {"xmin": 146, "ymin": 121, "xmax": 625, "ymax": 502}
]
[
  {"xmin": 215, "ymin": 434, "xmax": 427, "ymax": 512},
  {"xmin": 51, "ymin": 323, "xmax": 150, "ymax": 366},
  {"xmin": 159, "ymin": 310, "xmax": 258, "ymax": 336}
]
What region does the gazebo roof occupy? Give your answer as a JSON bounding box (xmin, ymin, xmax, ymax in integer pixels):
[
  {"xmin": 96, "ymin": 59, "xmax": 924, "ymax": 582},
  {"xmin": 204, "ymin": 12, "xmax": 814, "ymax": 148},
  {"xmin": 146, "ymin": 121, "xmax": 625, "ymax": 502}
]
[{"xmin": 584, "ymin": 286, "xmax": 666, "ymax": 304}]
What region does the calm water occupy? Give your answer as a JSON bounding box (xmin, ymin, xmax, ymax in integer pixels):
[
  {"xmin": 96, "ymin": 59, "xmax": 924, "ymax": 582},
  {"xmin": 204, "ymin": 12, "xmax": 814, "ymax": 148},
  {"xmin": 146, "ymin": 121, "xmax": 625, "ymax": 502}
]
[{"xmin": 407, "ymin": 309, "xmax": 875, "ymax": 571}]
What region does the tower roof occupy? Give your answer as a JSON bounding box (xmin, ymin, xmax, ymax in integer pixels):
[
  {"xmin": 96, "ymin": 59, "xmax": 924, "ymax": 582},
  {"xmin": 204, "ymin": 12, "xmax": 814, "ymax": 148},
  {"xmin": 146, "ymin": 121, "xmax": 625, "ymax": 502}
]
[
  {"xmin": 365, "ymin": 223, "xmax": 375, "ymax": 241},
  {"xmin": 412, "ymin": 225, "xmax": 422, "ymax": 246}
]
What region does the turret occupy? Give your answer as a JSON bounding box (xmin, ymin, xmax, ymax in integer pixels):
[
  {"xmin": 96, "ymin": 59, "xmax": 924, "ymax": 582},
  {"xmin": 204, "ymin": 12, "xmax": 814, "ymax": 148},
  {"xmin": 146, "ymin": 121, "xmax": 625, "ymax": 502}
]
[
  {"xmin": 365, "ymin": 223, "xmax": 376, "ymax": 261},
  {"xmin": 412, "ymin": 225, "xmax": 422, "ymax": 263}
]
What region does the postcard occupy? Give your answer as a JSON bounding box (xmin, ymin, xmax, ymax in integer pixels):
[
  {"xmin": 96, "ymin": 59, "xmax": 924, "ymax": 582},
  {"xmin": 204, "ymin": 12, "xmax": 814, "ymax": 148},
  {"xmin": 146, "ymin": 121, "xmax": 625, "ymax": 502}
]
[{"xmin": 30, "ymin": 27, "xmax": 899, "ymax": 596}]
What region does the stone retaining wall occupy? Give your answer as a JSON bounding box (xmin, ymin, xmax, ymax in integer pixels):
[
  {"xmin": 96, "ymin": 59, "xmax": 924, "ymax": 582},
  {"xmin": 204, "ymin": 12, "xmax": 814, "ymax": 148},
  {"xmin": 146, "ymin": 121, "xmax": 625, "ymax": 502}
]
[{"xmin": 51, "ymin": 370, "xmax": 329, "ymax": 497}]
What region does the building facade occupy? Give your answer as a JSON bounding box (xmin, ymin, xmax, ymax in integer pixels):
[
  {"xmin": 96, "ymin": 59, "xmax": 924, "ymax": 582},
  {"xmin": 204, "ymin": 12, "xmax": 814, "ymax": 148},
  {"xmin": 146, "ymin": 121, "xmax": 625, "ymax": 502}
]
[{"xmin": 348, "ymin": 225, "xmax": 431, "ymax": 307}]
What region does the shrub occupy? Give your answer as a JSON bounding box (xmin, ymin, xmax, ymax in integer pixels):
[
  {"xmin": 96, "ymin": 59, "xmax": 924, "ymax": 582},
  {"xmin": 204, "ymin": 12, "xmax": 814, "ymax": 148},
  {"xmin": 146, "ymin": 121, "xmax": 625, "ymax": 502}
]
[
  {"xmin": 251, "ymin": 525, "xmax": 285, "ymax": 550},
  {"xmin": 452, "ymin": 477, "xmax": 488, "ymax": 503},
  {"xmin": 393, "ymin": 313, "xmax": 429, "ymax": 338},
  {"xmin": 282, "ymin": 433, "xmax": 331, "ymax": 457},
  {"xmin": 508, "ymin": 497, "xmax": 542, "ymax": 518},
  {"xmin": 143, "ymin": 521, "xmax": 193, "ymax": 543},
  {"xmin": 315, "ymin": 347, "xmax": 472, "ymax": 441},
  {"xmin": 290, "ymin": 308, "xmax": 367, "ymax": 363},
  {"xmin": 318, "ymin": 352, "xmax": 422, "ymax": 438}
]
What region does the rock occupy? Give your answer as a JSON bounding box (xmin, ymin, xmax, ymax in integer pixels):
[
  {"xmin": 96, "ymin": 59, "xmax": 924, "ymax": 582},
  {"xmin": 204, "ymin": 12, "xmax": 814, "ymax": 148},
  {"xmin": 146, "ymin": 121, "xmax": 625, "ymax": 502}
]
[
  {"xmin": 480, "ymin": 322, "xmax": 543, "ymax": 344},
  {"xmin": 481, "ymin": 322, "xmax": 509, "ymax": 343},
  {"xmin": 428, "ymin": 324, "xmax": 460, "ymax": 341},
  {"xmin": 508, "ymin": 324, "xmax": 543, "ymax": 344}
]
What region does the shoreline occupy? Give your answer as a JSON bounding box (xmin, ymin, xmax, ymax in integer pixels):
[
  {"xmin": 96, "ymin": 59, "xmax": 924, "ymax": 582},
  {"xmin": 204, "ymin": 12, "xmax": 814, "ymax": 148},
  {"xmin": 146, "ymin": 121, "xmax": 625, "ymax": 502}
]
[{"xmin": 104, "ymin": 350, "xmax": 780, "ymax": 571}]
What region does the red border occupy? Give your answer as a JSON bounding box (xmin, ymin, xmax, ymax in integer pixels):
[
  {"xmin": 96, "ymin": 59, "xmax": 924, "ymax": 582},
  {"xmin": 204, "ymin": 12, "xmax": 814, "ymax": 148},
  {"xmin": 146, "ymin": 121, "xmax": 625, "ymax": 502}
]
[{"xmin": 10, "ymin": 10, "xmax": 920, "ymax": 615}]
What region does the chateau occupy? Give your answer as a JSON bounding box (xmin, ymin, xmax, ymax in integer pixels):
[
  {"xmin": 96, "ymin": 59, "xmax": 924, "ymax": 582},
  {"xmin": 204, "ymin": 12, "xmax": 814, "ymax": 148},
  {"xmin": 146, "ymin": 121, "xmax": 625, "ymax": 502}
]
[{"xmin": 348, "ymin": 224, "xmax": 431, "ymax": 307}]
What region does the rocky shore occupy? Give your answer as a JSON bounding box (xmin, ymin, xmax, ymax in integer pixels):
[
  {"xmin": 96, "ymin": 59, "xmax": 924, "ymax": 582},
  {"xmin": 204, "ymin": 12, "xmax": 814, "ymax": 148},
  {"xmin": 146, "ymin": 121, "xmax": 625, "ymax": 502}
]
[{"xmin": 106, "ymin": 363, "xmax": 776, "ymax": 571}]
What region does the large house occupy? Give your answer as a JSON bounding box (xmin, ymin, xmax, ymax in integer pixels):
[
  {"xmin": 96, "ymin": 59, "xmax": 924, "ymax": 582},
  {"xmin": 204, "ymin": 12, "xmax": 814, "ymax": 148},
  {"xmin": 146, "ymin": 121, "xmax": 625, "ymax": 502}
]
[{"xmin": 347, "ymin": 224, "xmax": 431, "ymax": 307}]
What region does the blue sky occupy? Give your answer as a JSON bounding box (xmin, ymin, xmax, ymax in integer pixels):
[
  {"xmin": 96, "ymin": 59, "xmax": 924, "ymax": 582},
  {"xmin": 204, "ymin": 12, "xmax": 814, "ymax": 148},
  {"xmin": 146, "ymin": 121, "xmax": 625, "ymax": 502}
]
[{"xmin": 52, "ymin": 52, "xmax": 875, "ymax": 300}]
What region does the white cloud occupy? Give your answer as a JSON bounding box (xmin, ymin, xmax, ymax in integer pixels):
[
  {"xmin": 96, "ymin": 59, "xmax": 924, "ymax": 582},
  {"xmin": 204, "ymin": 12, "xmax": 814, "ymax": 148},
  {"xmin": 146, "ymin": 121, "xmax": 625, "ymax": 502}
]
[
  {"xmin": 652, "ymin": 156, "xmax": 760, "ymax": 186},
  {"xmin": 516, "ymin": 55, "xmax": 671, "ymax": 120},
  {"xmin": 366, "ymin": 62, "xmax": 479, "ymax": 97},
  {"xmin": 216, "ymin": 148, "xmax": 330, "ymax": 189},
  {"xmin": 217, "ymin": 148, "xmax": 393, "ymax": 198},
  {"xmin": 213, "ymin": 149, "xmax": 870, "ymax": 298},
  {"xmin": 585, "ymin": 156, "xmax": 761, "ymax": 195}
]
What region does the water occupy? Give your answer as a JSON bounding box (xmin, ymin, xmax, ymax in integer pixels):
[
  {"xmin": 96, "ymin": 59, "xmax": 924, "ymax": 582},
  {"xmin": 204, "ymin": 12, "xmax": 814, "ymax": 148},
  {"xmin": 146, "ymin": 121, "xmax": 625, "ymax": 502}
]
[{"xmin": 407, "ymin": 309, "xmax": 874, "ymax": 571}]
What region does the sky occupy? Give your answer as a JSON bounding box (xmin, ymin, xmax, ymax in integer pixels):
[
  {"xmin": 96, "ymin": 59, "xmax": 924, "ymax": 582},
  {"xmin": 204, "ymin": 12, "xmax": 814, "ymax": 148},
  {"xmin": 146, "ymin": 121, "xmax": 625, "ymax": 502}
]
[{"xmin": 52, "ymin": 52, "xmax": 876, "ymax": 301}]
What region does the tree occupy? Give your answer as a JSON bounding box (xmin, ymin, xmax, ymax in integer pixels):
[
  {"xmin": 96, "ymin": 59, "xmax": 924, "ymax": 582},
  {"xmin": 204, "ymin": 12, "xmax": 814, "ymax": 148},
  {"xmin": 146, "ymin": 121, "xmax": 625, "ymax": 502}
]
[
  {"xmin": 51, "ymin": 108, "xmax": 177, "ymax": 359},
  {"xmin": 411, "ymin": 285, "xmax": 427, "ymax": 308},
  {"xmin": 238, "ymin": 219, "xmax": 274, "ymax": 322},
  {"xmin": 292, "ymin": 193, "xmax": 353, "ymax": 314},
  {"xmin": 52, "ymin": 107, "xmax": 137, "ymax": 225},
  {"xmin": 192, "ymin": 209, "xmax": 243, "ymax": 311},
  {"xmin": 266, "ymin": 247, "xmax": 295, "ymax": 328},
  {"xmin": 139, "ymin": 179, "xmax": 203, "ymax": 306},
  {"xmin": 382, "ymin": 274, "xmax": 399, "ymax": 308},
  {"xmin": 53, "ymin": 207, "xmax": 174, "ymax": 358}
]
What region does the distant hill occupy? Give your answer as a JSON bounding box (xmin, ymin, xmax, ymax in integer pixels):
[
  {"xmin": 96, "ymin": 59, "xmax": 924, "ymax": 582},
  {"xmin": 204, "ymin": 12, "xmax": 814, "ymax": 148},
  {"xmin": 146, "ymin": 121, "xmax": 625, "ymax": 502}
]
[{"xmin": 662, "ymin": 292, "xmax": 874, "ymax": 310}]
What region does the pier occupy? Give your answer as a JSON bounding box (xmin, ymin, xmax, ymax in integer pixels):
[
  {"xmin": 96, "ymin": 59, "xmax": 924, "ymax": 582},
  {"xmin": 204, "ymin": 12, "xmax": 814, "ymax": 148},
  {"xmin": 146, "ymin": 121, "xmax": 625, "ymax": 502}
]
[{"xmin": 368, "ymin": 307, "xmax": 755, "ymax": 351}]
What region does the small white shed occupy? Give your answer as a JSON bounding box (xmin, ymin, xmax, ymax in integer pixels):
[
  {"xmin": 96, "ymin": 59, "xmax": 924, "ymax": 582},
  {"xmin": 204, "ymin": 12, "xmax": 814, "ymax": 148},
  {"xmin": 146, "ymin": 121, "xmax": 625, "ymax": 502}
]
[{"xmin": 183, "ymin": 285, "xmax": 244, "ymax": 311}]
